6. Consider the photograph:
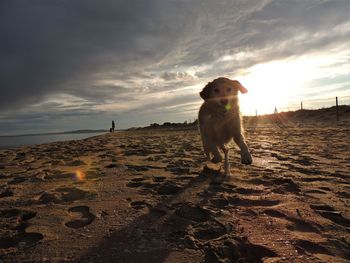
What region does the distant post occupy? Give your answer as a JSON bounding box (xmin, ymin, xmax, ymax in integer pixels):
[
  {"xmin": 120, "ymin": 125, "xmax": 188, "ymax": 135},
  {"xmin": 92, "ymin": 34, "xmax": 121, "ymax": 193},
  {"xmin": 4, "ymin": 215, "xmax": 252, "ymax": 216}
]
[
  {"xmin": 300, "ymin": 101, "xmax": 303, "ymax": 110},
  {"xmin": 336, "ymin": 96, "xmax": 339, "ymax": 121},
  {"xmin": 255, "ymin": 109, "xmax": 257, "ymax": 117}
]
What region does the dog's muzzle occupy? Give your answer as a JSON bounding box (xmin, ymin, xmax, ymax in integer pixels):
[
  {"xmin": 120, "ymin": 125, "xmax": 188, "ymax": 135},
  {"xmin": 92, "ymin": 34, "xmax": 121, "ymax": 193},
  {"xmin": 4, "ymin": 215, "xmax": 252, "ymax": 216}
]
[{"xmin": 220, "ymin": 99, "xmax": 228, "ymax": 105}]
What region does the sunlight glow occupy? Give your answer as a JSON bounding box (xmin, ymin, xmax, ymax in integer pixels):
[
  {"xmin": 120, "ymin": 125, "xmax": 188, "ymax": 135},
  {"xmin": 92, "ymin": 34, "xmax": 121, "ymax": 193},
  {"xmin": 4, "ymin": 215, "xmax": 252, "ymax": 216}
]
[{"xmin": 238, "ymin": 51, "xmax": 349, "ymax": 115}]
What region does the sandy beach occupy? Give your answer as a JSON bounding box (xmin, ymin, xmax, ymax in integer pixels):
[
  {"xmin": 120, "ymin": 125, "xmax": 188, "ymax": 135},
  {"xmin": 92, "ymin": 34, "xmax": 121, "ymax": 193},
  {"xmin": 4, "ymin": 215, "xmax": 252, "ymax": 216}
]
[{"xmin": 0, "ymin": 126, "xmax": 349, "ymax": 262}]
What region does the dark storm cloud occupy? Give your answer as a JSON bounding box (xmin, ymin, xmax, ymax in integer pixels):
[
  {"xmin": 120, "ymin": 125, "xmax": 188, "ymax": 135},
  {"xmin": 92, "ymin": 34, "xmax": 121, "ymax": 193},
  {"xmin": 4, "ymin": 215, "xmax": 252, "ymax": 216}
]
[{"xmin": 0, "ymin": 0, "xmax": 197, "ymax": 109}]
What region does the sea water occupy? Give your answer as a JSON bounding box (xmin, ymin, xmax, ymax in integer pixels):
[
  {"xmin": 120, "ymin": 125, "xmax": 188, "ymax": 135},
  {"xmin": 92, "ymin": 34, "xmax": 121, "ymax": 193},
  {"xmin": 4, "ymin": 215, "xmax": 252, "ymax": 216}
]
[{"xmin": 0, "ymin": 132, "xmax": 105, "ymax": 149}]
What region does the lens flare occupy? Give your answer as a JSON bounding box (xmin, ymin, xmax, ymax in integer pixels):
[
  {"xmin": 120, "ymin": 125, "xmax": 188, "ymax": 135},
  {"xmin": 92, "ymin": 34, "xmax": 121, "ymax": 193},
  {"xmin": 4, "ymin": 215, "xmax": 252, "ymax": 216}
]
[
  {"xmin": 75, "ymin": 170, "xmax": 86, "ymax": 181},
  {"xmin": 225, "ymin": 103, "xmax": 232, "ymax": 111}
]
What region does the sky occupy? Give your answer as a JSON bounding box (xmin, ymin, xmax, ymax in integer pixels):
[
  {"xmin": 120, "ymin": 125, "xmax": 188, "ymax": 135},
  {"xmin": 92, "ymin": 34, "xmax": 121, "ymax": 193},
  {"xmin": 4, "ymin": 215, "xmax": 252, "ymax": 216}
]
[{"xmin": 0, "ymin": 0, "xmax": 349, "ymax": 135}]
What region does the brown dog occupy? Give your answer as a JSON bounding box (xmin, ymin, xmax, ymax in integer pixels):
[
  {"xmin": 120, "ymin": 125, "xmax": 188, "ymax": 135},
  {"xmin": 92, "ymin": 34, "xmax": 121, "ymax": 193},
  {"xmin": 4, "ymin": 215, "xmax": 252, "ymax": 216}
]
[{"xmin": 198, "ymin": 77, "xmax": 252, "ymax": 176}]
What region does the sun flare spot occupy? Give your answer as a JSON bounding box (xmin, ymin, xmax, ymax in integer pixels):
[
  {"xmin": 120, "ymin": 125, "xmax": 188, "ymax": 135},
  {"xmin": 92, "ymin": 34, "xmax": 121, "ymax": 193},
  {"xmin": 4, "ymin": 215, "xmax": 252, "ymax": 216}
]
[{"xmin": 75, "ymin": 170, "xmax": 86, "ymax": 181}]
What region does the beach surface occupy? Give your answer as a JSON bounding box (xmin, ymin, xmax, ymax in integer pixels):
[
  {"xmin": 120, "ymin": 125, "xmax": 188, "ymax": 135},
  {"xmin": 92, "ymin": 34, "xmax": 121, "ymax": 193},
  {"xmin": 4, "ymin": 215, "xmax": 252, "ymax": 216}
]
[{"xmin": 0, "ymin": 126, "xmax": 349, "ymax": 262}]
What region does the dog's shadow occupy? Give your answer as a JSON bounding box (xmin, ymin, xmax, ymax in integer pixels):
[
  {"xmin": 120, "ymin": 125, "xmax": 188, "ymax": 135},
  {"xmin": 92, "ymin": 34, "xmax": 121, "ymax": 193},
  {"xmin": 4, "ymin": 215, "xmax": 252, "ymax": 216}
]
[
  {"xmin": 77, "ymin": 166, "xmax": 276, "ymax": 263},
  {"xmin": 77, "ymin": 169, "xmax": 211, "ymax": 262}
]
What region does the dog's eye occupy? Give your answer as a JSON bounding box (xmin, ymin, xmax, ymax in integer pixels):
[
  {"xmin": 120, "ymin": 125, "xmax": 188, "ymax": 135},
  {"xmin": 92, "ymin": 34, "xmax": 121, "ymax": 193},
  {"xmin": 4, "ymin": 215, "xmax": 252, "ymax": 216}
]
[
  {"xmin": 227, "ymin": 87, "xmax": 232, "ymax": 92},
  {"xmin": 213, "ymin": 88, "xmax": 220, "ymax": 93}
]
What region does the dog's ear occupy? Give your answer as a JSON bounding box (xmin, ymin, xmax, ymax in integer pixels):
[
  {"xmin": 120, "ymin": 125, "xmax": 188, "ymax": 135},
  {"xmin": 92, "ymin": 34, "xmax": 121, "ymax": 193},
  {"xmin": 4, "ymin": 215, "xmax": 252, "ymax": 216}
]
[
  {"xmin": 200, "ymin": 82, "xmax": 213, "ymax": 100},
  {"xmin": 232, "ymin": 80, "xmax": 248, "ymax": 94}
]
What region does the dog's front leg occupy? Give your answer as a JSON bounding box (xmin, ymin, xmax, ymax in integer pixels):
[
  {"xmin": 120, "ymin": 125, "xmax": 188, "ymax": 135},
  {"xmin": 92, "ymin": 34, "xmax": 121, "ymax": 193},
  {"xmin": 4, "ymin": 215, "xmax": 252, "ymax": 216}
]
[{"xmin": 234, "ymin": 135, "xmax": 252, "ymax": 165}]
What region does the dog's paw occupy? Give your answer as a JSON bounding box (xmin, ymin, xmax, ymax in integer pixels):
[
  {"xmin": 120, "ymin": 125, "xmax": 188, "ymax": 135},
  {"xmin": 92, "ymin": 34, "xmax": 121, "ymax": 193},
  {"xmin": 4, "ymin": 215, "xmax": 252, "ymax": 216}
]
[
  {"xmin": 241, "ymin": 151, "xmax": 252, "ymax": 165},
  {"xmin": 211, "ymin": 155, "xmax": 222, "ymax": 164}
]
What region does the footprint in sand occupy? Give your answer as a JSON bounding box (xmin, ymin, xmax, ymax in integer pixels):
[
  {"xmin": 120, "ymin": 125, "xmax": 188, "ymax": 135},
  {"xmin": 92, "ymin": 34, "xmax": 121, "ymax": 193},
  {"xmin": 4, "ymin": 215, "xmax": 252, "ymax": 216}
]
[
  {"xmin": 337, "ymin": 191, "xmax": 350, "ymax": 199},
  {"xmin": 65, "ymin": 206, "xmax": 95, "ymax": 228},
  {"xmin": 175, "ymin": 203, "xmax": 211, "ymax": 222},
  {"xmin": 105, "ymin": 163, "xmax": 119, "ymax": 169},
  {"xmin": 125, "ymin": 164, "xmax": 150, "ymax": 172},
  {"xmin": 8, "ymin": 176, "xmax": 27, "ymax": 185},
  {"xmin": 36, "ymin": 187, "xmax": 96, "ymax": 204},
  {"xmin": 228, "ymin": 196, "xmax": 280, "ymax": 207},
  {"xmin": 193, "ymin": 221, "xmax": 228, "ymax": 240},
  {"xmin": 293, "ymin": 239, "xmax": 332, "ymax": 256},
  {"xmin": 304, "ymin": 189, "xmax": 328, "ymax": 195},
  {"xmin": 203, "ymin": 237, "xmax": 278, "ymax": 263},
  {"xmin": 270, "ymin": 178, "xmax": 300, "ymax": 193},
  {"xmin": 44, "ymin": 171, "xmax": 75, "ymax": 180},
  {"xmin": 64, "ymin": 159, "xmax": 86, "ymax": 166},
  {"xmin": 0, "ymin": 209, "xmax": 43, "ymax": 249},
  {"xmin": 0, "ymin": 232, "xmax": 44, "ymax": 249},
  {"xmin": 0, "ymin": 208, "xmax": 36, "ymax": 221},
  {"xmin": 131, "ymin": 177, "xmax": 145, "ymax": 182},
  {"xmin": 130, "ymin": 200, "xmax": 152, "ymax": 210},
  {"xmin": 0, "ymin": 187, "xmax": 13, "ymax": 198},
  {"xmin": 300, "ymin": 176, "xmax": 332, "ymax": 183},
  {"xmin": 311, "ymin": 204, "xmax": 350, "ymax": 228},
  {"xmin": 126, "ymin": 181, "xmax": 144, "ymax": 188},
  {"xmin": 209, "ymin": 197, "xmax": 229, "ymax": 208},
  {"xmin": 153, "ymin": 176, "xmax": 166, "ymax": 182},
  {"xmin": 126, "ymin": 178, "xmax": 163, "ymax": 190},
  {"xmin": 263, "ymin": 209, "xmax": 321, "ymax": 233},
  {"xmin": 157, "ymin": 181, "xmax": 181, "ymax": 195},
  {"xmin": 235, "ymin": 187, "xmax": 265, "ymax": 195}
]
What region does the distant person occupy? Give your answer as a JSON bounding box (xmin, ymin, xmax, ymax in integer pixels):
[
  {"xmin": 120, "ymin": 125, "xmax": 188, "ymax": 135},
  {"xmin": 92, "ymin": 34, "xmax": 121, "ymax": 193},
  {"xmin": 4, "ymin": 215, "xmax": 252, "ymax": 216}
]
[{"xmin": 112, "ymin": 120, "xmax": 115, "ymax": 132}]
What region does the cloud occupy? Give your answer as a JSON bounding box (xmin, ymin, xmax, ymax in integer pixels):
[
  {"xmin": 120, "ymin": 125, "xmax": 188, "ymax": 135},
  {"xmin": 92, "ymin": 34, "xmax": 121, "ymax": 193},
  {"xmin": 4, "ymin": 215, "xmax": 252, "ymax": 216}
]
[
  {"xmin": 0, "ymin": 0, "xmax": 199, "ymax": 109},
  {"xmin": 0, "ymin": 0, "xmax": 349, "ymax": 134},
  {"xmin": 160, "ymin": 71, "xmax": 195, "ymax": 82}
]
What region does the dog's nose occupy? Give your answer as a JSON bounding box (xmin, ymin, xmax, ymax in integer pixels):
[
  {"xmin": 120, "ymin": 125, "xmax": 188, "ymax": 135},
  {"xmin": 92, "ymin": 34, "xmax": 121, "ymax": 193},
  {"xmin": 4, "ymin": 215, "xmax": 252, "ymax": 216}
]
[{"xmin": 220, "ymin": 99, "xmax": 228, "ymax": 105}]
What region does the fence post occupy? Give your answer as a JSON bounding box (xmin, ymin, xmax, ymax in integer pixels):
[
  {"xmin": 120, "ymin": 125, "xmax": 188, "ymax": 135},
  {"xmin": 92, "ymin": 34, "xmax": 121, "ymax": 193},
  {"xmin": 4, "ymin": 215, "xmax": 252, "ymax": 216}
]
[
  {"xmin": 300, "ymin": 101, "xmax": 303, "ymax": 110},
  {"xmin": 336, "ymin": 96, "xmax": 339, "ymax": 121}
]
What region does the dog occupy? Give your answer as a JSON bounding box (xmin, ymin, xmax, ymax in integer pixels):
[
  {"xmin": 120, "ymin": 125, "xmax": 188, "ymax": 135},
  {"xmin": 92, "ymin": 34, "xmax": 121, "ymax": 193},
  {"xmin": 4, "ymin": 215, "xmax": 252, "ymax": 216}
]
[{"xmin": 198, "ymin": 77, "xmax": 252, "ymax": 177}]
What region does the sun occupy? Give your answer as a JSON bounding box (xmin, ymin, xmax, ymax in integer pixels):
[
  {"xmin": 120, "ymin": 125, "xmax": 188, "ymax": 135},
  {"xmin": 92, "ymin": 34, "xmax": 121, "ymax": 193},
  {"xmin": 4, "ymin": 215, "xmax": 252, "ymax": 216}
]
[
  {"xmin": 238, "ymin": 59, "xmax": 304, "ymax": 115},
  {"xmin": 237, "ymin": 51, "xmax": 348, "ymax": 115}
]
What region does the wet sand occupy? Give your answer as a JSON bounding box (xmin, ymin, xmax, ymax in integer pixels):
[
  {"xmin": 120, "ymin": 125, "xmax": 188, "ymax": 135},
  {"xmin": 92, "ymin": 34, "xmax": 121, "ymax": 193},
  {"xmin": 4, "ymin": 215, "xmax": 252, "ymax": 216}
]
[{"xmin": 0, "ymin": 126, "xmax": 349, "ymax": 262}]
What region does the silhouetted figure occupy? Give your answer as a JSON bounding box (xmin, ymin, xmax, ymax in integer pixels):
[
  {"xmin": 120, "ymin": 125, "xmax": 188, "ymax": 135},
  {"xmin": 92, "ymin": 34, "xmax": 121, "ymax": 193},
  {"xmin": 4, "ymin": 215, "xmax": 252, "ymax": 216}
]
[{"xmin": 112, "ymin": 120, "xmax": 115, "ymax": 132}]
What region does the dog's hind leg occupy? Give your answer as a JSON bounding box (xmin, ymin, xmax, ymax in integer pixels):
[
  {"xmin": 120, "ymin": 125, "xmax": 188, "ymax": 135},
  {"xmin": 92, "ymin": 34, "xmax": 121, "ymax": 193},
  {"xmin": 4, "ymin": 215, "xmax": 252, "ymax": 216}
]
[
  {"xmin": 233, "ymin": 134, "xmax": 252, "ymax": 165},
  {"xmin": 221, "ymin": 146, "xmax": 230, "ymax": 176}
]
